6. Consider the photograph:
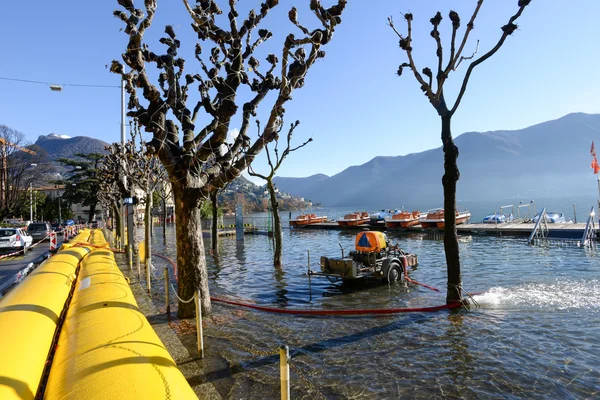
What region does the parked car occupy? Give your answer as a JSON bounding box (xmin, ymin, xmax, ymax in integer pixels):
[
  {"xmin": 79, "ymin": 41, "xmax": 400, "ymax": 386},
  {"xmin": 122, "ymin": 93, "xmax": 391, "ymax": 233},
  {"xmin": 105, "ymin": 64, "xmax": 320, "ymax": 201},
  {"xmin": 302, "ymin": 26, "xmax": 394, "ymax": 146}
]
[
  {"xmin": 27, "ymin": 222, "xmax": 53, "ymax": 242},
  {"xmin": 532, "ymin": 211, "xmax": 567, "ymax": 224},
  {"xmin": 0, "ymin": 228, "xmax": 32, "ymax": 252}
]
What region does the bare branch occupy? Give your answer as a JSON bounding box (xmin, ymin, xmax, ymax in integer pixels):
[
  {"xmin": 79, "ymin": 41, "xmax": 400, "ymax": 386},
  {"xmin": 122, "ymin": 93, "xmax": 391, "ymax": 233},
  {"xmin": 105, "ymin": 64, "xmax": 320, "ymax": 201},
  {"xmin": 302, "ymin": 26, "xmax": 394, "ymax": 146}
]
[
  {"xmin": 388, "ymin": 15, "xmax": 435, "ymax": 102},
  {"xmin": 453, "ymin": 40, "xmax": 479, "ymax": 71},
  {"xmin": 451, "ymin": 3, "xmax": 530, "ymax": 115}
]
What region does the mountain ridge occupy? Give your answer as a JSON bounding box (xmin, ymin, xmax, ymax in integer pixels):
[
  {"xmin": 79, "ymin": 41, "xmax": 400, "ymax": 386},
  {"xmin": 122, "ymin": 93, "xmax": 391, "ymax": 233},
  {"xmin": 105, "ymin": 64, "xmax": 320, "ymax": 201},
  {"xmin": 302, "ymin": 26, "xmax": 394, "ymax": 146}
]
[{"xmin": 273, "ymin": 112, "xmax": 600, "ymax": 207}]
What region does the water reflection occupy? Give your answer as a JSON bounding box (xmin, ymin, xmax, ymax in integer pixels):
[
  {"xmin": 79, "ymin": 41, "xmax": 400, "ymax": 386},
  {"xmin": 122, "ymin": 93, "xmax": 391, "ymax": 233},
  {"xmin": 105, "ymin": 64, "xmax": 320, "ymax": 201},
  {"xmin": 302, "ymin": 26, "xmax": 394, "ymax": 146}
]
[{"xmin": 149, "ymin": 224, "xmax": 600, "ymax": 398}]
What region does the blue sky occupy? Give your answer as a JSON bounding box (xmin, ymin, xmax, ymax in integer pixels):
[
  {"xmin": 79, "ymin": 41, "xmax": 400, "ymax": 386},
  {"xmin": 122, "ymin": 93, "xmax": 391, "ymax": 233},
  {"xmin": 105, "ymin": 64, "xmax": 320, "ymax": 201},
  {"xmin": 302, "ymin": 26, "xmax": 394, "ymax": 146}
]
[{"xmin": 1, "ymin": 0, "xmax": 599, "ymax": 181}]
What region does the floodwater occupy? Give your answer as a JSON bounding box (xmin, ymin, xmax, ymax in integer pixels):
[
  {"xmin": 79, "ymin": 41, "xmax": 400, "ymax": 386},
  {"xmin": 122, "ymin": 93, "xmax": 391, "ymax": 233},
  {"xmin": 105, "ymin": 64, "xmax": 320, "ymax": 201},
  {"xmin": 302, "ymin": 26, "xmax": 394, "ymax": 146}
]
[{"xmin": 146, "ymin": 221, "xmax": 600, "ymax": 399}]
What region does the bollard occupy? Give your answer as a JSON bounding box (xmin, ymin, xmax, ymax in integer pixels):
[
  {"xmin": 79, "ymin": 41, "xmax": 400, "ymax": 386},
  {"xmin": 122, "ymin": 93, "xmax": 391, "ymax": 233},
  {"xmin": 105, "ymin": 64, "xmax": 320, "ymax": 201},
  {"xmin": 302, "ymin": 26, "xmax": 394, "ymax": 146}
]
[
  {"xmin": 194, "ymin": 291, "xmax": 204, "ymax": 359},
  {"xmin": 146, "ymin": 258, "xmax": 151, "ymax": 294},
  {"xmin": 64, "ymin": 227, "xmax": 69, "ymax": 242},
  {"xmin": 280, "ymin": 345, "xmax": 290, "ymax": 400},
  {"xmin": 164, "ymin": 267, "xmax": 170, "ymax": 321},
  {"xmin": 49, "ymin": 231, "xmax": 57, "ymax": 252}
]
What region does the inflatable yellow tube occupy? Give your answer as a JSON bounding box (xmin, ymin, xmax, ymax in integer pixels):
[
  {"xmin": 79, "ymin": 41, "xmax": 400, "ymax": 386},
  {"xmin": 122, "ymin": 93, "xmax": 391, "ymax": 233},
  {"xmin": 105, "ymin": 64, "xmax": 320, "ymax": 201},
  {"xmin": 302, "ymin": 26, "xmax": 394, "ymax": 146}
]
[
  {"xmin": 59, "ymin": 230, "xmax": 91, "ymax": 251},
  {"xmin": 0, "ymin": 247, "xmax": 91, "ymax": 400},
  {"xmin": 44, "ymin": 247, "xmax": 196, "ymax": 399}
]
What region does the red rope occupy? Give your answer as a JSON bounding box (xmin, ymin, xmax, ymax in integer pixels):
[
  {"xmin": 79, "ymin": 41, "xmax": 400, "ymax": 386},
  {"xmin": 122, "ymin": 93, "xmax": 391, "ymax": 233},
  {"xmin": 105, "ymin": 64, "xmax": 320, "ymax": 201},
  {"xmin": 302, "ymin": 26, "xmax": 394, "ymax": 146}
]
[
  {"xmin": 404, "ymin": 276, "xmax": 440, "ymax": 292},
  {"xmin": 154, "ymin": 253, "xmax": 178, "ymax": 281},
  {"xmin": 153, "ymin": 254, "xmax": 463, "ymax": 315},
  {"xmin": 210, "ymin": 296, "xmax": 462, "ymax": 315}
]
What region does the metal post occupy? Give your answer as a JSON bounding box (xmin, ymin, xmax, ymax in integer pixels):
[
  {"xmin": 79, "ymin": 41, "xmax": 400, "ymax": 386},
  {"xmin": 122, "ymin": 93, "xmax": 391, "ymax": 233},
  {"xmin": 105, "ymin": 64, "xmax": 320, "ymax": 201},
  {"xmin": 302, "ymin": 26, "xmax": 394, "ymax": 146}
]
[
  {"xmin": 58, "ymin": 196, "xmax": 62, "ymax": 225},
  {"xmin": 120, "ymin": 78, "xmax": 127, "ymax": 255},
  {"xmin": 164, "ymin": 267, "xmax": 170, "ymax": 320},
  {"xmin": 280, "ymin": 345, "xmax": 290, "ymax": 400},
  {"xmin": 194, "ymin": 291, "xmax": 204, "ymax": 358},
  {"xmin": 573, "ymin": 204, "xmax": 577, "ymax": 223},
  {"xmin": 29, "ymin": 183, "xmax": 33, "ymax": 222},
  {"xmin": 597, "ymin": 175, "xmax": 600, "ymax": 224},
  {"xmin": 146, "ymin": 253, "xmax": 151, "ymax": 294}
]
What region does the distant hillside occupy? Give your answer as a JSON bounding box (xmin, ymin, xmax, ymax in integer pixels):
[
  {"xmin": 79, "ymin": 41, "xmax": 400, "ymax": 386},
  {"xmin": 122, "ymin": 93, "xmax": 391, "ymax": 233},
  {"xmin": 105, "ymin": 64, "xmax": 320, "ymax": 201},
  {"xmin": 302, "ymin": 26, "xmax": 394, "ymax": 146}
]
[
  {"xmin": 273, "ymin": 113, "xmax": 600, "ymax": 207},
  {"xmin": 34, "ymin": 134, "xmax": 109, "ymax": 160}
]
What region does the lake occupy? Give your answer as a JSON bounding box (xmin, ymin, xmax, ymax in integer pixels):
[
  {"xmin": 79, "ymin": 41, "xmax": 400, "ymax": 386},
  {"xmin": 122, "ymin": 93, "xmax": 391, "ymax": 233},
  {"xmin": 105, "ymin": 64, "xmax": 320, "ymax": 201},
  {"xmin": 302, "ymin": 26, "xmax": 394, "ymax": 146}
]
[{"xmin": 147, "ymin": 204, "xmax": 600, "ymax": 399}]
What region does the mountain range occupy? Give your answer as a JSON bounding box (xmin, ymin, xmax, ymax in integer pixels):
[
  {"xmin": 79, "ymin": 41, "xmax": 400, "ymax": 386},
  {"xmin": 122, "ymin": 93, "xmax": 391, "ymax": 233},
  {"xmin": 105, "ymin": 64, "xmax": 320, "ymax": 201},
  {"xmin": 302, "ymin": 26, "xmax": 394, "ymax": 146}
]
[
  {"xmin": 34, "ymin": 133, "xmax": 109, "ymax": 160},
  {"xmin": 273, "ymin": 113, "xmax": 600, "ymax": 208}
]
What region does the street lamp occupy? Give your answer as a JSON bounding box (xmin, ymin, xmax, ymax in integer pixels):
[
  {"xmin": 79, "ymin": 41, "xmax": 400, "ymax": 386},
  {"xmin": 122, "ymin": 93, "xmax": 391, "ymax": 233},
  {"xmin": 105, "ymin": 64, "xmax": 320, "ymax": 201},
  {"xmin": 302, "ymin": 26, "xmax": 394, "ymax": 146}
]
[{"xmin": 28, "ymin": 163, "xmax": 37, "ymax": 222}]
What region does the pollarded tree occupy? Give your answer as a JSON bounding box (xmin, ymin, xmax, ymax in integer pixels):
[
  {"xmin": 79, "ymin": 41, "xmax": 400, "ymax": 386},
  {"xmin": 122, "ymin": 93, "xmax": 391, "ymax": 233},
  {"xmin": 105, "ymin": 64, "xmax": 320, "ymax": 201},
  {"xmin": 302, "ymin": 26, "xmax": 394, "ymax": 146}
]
[
  {"xmin": 97, "ymin": 149, "xmax": 129, "ymax": 247},
  {"xmin": 111, "ymin": 0, "xmax": 347, "ymax": 317},
  {"xmin": 389, "ymin": 0, "xmax": 531, "ymax": 303},
  {"xmin": 248, "ymin": 120, "xmax": 311, "ymax": 266},
  {"xmin": 124, "ymin": 120, "xmax": 169, "ymax": 279}
]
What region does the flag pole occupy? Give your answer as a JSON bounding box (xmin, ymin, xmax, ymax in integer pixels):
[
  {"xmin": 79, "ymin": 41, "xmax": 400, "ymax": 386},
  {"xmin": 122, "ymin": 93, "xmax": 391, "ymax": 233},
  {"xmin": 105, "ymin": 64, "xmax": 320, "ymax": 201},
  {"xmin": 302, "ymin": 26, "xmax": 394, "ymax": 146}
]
[{"xmin": 597, "ymin": 173, "xmax": 600, "ymax": 224}]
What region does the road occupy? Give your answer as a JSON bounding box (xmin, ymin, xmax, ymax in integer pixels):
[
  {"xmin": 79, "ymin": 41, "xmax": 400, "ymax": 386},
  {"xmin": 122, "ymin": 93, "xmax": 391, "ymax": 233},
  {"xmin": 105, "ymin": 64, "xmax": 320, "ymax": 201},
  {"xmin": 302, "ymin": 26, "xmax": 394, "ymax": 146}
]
[{"xmin": 0, "ymin": 236, "xmax": 64, "ymax": 295}]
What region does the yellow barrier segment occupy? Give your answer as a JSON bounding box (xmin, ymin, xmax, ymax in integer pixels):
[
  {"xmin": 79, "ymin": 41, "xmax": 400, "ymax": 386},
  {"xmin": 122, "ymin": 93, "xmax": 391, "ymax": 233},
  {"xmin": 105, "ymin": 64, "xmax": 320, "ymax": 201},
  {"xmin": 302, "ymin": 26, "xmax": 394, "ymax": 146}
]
[
  {"xmin": 0, "ymin": 247, "xmax": 92, "ymax": 400},
  {"xmin": 44, "ymin": 245, "xmax": 196, "ymax": 399}
]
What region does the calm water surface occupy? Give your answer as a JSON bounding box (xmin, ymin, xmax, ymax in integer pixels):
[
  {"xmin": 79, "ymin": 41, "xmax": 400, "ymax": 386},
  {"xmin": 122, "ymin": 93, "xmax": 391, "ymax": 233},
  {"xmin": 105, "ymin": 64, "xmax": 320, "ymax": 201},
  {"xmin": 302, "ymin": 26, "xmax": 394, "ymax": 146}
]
[{"xmin": 149, "ymin": 218, "xmax": 600, "ymax": 399}]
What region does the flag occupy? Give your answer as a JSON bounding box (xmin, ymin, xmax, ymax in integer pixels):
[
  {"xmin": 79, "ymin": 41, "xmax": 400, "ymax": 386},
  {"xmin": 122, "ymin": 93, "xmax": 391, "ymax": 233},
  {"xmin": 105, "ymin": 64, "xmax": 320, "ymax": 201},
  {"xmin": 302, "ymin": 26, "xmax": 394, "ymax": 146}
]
[
  {"xmin": 591, "ymin": 141, "xmax": 597, "ymax": 157},
  {"xmin": 592, "ymin": 157, "xmax": 600, "ymax": 174}
]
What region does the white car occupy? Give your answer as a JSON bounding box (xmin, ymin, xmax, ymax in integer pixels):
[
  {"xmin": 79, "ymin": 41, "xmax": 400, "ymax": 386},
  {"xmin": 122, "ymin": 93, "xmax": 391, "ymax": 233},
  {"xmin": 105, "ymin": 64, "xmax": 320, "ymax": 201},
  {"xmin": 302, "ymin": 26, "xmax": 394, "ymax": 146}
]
[{"xmin": 0, "ymin": 228, "xmax": 33, "ymax": 252}]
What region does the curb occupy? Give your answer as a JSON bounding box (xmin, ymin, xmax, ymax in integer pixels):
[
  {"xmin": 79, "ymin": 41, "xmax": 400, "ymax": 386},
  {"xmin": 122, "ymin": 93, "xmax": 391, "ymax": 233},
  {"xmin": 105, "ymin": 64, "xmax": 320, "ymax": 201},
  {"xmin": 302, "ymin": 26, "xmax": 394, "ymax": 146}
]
[{"xmin": 0, "ymin": 251, "xmax": 51, "ymax": 296}]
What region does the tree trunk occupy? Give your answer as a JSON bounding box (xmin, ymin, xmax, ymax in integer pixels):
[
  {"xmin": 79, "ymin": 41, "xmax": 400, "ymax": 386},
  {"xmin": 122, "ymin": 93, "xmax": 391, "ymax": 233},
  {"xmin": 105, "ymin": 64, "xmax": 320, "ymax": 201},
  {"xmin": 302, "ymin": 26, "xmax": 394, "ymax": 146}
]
[
  {"xmin": 88, "ymin": 203, "xmax": 96, "ymax": 223},
  {"xmin": 173, "ymin": 186, "xmax": 211, "ymax": 317},
  {"xmin": 267, "ymin": 178, "xmax": 283, "ymax": 266},
  {"xmin": 210, "ymin": 191, "xmax": 218, "ymax": 252},
  {"xmin": 145, "ymin": 193, "xmax": 152, "ymax": 292},
  {"xmin": 441, "ymin": 115, "xmax": 463, "ymax": 303},
  {"xmin": 112, "ymin": 203, "xmax": 122, "ymax": 247}
]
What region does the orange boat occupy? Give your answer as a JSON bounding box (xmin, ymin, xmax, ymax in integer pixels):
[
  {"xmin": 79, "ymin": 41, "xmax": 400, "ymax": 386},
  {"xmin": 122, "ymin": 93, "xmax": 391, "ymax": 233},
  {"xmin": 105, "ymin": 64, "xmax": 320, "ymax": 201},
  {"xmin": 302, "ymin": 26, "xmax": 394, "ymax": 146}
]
[
  {"xmin": 420, "ymin": 208, "xmax": 471, "ymax": 229},
  {"xmin": 419, "ymin": 209, "xmax": 445, "ymax": 229},
  {"xmin": 289, "ymin": 213, "xmax": 328, "ymax": 226},
  {"xmin": 436, "ymin": 210, "xmax": 471, "ymax": 229},
  {"xmin": 385, "ymin": 210, "xmax": 426, "ymax": 229},
  {"xmin": 337, "ymin": 211, "xmax": 370, "ymax": 226}
]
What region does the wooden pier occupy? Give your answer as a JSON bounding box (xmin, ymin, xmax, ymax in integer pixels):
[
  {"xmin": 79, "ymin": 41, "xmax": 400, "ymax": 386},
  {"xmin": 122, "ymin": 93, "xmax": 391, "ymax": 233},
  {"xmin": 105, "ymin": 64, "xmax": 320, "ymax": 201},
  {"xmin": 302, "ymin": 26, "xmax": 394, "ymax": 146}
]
[{"xmin": 291, "ymin": 220, "xmax": 596, "ymax": 240}]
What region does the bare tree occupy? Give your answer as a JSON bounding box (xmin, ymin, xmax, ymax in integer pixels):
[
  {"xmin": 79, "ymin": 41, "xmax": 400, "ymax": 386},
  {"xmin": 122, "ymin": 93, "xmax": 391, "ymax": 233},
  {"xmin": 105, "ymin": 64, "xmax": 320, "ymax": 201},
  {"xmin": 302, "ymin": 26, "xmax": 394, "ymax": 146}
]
[
  {"xmin": 248, "ymin": 120, "xmax": 311, "ymax": 266},
  {"xmin": 111, "ymin": 0, "xmax": 347, "ymax": 317},
  {"xmin": 0, "ymin": 125, "xmax": 50, "ymax": 218},
  {"xmin": 389, "ymin": 0, "xmax": 531, "ymax": 303}
]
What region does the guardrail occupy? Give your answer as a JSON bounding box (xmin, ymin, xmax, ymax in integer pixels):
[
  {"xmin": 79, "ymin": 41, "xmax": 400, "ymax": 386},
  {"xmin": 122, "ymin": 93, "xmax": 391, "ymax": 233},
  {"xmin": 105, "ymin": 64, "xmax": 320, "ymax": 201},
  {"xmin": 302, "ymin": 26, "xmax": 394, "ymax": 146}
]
[{"xmin": 581, "ymin": 206, "xmax": 596, "ymax": 247}]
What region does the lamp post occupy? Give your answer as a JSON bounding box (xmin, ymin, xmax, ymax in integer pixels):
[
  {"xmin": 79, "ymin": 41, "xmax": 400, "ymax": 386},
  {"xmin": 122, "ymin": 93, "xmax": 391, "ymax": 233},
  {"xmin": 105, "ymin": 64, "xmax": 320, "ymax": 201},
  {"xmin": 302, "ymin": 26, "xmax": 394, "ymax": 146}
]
[
  {"xmin": 29, "ymin": 182, "xmax": 33, "ymax": 222},
  {"xmin": 28, "ymin": 163, "xmax": 37, "ymax": 222}
]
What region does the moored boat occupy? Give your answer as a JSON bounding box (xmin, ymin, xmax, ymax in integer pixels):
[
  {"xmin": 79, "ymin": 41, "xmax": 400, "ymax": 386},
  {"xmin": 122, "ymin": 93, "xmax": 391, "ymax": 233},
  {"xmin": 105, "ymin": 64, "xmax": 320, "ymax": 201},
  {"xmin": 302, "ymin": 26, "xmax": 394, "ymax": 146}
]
[
  {"xmin": 436, "ymin": 210, "xmax": 471, "ymax": 229},
  {"xmin": 337, "ymin": 211, "xmax": 370, "ymax": 226},
  {"xmin": 419, "ymin": 208, "xmax": 444, "ymax": 229},
  {"xmin": 289, "ymin": 213, "xmax": 328, "ymax": 226},
  {"xmin": 385, "ymin": 210, "xmax": 426, "ymax": 229}
]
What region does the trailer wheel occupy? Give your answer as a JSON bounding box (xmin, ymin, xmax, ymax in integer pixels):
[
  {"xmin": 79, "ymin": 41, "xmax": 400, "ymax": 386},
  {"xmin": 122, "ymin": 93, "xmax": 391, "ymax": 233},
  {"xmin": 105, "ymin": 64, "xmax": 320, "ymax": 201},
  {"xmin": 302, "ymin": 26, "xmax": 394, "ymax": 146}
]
[{"xmin": 387, "ymin": 262, "xmax": 402, "ymax": 283}]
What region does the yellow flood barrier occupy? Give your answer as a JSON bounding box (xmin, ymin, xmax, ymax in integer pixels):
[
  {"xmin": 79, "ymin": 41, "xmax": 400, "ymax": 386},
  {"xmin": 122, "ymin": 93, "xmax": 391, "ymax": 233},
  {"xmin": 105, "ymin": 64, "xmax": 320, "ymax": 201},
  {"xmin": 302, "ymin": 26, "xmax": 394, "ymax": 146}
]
[
  {"xmin": 0, "ymin": 246, "xmax": 92, "ymax": 400},
  {"xmin": 44, "ymin": 246, "xmax": 196, "ymax": 399}
]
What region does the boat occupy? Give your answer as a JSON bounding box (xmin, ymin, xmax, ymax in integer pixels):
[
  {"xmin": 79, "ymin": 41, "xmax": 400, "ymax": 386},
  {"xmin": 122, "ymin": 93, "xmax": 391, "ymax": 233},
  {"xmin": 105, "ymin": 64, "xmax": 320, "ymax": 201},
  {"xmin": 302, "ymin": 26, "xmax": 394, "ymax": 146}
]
[
  {"xmin": 419, "ymin": 208, "xmax": 444, "ymax": 229},
  {"xmin": 369, "ymin": 209, "xmax": 401, "ymax": 223},
  {"xmin": 532, "ymin": 211, "xmax": 567, "ymax": 224},
  {"xmin": 289, "ymin": 213, "xmax": 328, "ymax": 226},
  {"xmin": 419, "ymin": 208, "xmax": 471, "ymax": 229},
  {"xmin": 385, "ymin": 210, "xmax": 426, "ymax": 229},
  {"xmin": 482, "ymin": 213, "xmax": 514, "ymax": 224},
  {"xmin": 337, "ymin": 211, "xmax": 370, "ymax": 226},
  {"xmin": 436, "ymin": 210, "xmax": 471, "ymax": 229}
]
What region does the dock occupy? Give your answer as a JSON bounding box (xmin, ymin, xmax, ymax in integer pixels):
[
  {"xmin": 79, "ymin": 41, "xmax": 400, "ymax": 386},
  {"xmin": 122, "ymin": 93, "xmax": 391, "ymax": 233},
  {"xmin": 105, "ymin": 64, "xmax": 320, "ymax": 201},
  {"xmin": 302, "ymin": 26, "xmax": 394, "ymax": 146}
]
[{"xmin": 291, "ymin": 221, "xmax": 596, "ymax": 239}]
